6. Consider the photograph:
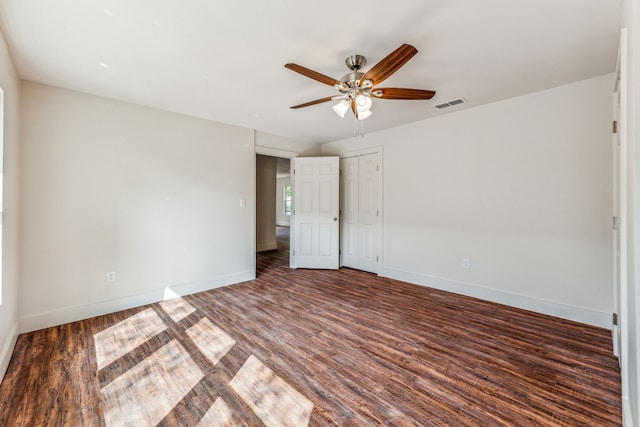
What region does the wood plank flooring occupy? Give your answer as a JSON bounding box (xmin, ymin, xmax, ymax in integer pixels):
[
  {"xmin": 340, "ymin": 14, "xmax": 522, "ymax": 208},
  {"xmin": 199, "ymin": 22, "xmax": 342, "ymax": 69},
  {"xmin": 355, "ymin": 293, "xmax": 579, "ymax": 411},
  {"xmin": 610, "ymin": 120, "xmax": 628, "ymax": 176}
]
[{"xmin": 0, "ymin": 226, "xmax": 622, "ymax": 426}]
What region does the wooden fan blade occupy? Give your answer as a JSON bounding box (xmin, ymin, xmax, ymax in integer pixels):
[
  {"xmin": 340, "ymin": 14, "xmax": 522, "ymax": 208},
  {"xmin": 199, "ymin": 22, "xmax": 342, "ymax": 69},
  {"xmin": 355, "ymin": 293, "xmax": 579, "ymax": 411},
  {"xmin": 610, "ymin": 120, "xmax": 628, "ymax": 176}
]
[
  {"xmin": 290, "ymin": 96, "xmax": 335, "ymax": 109},
  {"xmin": 360, "ymin": 44, "xmax": 418, "ymax": 86},
  {"xmin": 374, "ymin": 88, "xmax": 436, "ymax": 100},
  {"xmin": 285, "ymin": 63, "xmax": 341, "ymax": 87}
]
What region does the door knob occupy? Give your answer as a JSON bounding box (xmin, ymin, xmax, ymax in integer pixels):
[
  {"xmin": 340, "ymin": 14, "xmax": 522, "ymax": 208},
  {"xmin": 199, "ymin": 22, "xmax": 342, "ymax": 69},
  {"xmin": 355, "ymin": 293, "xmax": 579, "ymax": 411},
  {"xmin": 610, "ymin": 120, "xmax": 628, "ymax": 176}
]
[{"xmin": 333, "ymin": 217, "xmax": 338, "ymax": 221}]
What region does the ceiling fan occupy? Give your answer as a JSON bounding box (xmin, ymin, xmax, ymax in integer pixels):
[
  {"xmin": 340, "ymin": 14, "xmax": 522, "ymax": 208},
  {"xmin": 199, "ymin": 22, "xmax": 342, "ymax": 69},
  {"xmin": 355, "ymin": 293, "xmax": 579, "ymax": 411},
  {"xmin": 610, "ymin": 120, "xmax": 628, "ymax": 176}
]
[{"xmin": 285, "ymin": 43, "xmax": 435, "ymax": 121}]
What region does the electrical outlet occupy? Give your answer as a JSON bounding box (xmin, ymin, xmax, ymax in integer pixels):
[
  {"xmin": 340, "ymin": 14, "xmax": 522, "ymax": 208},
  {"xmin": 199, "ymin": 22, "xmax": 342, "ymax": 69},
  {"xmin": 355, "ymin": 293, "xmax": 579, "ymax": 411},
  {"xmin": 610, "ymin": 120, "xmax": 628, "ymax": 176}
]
[
  {"xmin": 462, "ymin": 258, "xmax": 470, "ymax": 269},
  {"xmin": 107, "ymin": 271, "xmax": 116, "ymax": 282}
]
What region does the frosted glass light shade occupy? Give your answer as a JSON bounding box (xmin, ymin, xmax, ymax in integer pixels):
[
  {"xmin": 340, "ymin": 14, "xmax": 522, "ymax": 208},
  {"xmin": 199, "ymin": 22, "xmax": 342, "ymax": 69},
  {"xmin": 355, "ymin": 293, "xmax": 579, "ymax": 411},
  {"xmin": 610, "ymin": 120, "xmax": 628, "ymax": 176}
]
[
  {"xmin": 357, "ymin": 110, "xmax": 372, "ymax": 120},
  {"xmin": 332, "ymin": 100, "xmax": 350, "ymax": 118},
  {"xmin": 355, "ymin": 94, "xmax": 372, "ymax": 112}
]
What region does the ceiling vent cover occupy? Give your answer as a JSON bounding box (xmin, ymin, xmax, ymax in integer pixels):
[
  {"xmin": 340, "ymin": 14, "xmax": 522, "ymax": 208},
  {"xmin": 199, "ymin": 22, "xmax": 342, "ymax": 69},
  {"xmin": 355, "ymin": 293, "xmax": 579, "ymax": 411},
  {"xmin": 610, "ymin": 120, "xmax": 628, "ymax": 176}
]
[{"xmin": 434, "ymin": 98, "xmax": 466, "ymax": 109}]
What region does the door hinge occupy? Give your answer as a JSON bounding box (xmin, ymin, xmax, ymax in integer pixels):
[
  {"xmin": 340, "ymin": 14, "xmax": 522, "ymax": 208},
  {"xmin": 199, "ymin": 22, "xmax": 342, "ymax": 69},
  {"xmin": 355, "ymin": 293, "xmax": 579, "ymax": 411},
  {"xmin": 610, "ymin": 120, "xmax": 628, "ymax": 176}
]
[
  {"xmin": 612, "ymin": 216, "xmax": 619, "ymax": 230},
  {"xmin": 377, "ymin": 210, "xmax": 379, "ymax": 217},
  {"xmin": 377, "ymin": 164, "xmax": 379, "ymax": 172},
  {"xmin": 376, "ymin": 256, "xmax": 379, "ymax": 262},
  {"xmin": 293, "ymin": 169, "xmax": 296, "ymax": 175},
  {"xmin": 293, "ymin": 250, "xmax": 295, "ymax": 256},
  {"xmin": 613, "ymin": 313, "xmax": 618, "ymax": 326},
  {"xmin": 339, "ymin": 249, "xmax": 341, "ymax": 255},
  {"xmin": 613, "ymin": 120, "xmax": 618, "ymax": 134}
]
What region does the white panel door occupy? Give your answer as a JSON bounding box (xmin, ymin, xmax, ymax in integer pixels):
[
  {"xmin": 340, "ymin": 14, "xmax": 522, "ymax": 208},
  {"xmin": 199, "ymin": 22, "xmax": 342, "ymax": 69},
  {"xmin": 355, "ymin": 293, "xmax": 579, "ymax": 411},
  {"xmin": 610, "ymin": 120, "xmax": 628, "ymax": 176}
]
[
  {"xmin": 340, "ymin": 157, "xmax": 359, "ymax": 268},
  {"xmin": 290, "ymin": 157, "xmax": 339, "ymax": 269},
  {"xmin": 339, "ymin": 153, "xmax": 381, "ymax": 274},
  {"xmin": 358, "ymin": 153, "xmax": 380, "ymax": 273}
]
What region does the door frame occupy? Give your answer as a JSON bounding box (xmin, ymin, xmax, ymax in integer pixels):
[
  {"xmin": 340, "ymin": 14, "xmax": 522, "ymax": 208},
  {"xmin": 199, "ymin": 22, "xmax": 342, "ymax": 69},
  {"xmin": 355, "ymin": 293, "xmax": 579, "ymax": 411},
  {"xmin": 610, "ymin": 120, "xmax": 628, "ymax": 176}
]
[
  {"xmin": 255, "ymin": 146, "xmax": 300, "ymax": 160},
  {"xmin": 612, "ymin": 27, "xmax": 629, "ymax": 404},
  {"xmin": 612, "ymin": 84, "xmax": 621, "ymax": 358},
  {"xmin": 338, "ymin": 146, "xmax": 383, "ymax": 273},
  {"xmin": 254, "ymin": 144, "xmax": 300, "ymax": 271}
]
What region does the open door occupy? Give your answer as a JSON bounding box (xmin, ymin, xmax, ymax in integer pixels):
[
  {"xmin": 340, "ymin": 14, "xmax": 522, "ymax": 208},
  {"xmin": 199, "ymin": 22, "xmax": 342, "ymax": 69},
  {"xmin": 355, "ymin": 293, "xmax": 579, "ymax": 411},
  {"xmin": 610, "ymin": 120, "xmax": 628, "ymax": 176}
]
[{"xmin": 290, "ymin": 157, "xmax": 339, "ymax": 269}]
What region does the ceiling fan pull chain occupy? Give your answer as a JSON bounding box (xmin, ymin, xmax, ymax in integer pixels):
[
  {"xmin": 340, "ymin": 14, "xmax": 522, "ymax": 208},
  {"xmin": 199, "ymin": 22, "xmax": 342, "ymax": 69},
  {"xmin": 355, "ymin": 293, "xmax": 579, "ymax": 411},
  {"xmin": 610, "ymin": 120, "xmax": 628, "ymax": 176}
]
[{"xmin": 353, "ymin": 113, "xmax": 357, "ymax": 137}]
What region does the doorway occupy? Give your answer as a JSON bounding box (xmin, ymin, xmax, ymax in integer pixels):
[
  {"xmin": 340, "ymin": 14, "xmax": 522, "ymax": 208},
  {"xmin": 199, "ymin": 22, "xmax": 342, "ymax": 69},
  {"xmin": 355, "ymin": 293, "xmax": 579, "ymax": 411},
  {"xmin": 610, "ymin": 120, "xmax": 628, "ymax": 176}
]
[
  {"xmin": 255, "ymin": 147, "xmax": 300, "ymax": 269},
  {"xmin": 256, "ymin": 154, "xmax": 278, "ymax": 252}
]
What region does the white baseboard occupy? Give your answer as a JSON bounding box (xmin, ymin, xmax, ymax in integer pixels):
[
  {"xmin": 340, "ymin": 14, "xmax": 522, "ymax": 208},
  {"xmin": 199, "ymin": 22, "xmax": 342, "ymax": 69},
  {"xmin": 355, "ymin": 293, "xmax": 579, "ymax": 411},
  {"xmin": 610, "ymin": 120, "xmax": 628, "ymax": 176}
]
[
  {"xmin": 380, "ymin": 267, "xmax": 611, "ymax": 328},
  {"xmin": 256, "ymin": 242, "xmax": 278, "ymax": 252},
  {"xmin": 18, "ymin": 270, "xmax": 256, "ymax": 334},
  {"xmin": 622, "ymin": 397, "xmax": 634, "ymax": 427},
  {"xmin": 0, "ymin": 321, "xmax": 18, "ymax": 382}
]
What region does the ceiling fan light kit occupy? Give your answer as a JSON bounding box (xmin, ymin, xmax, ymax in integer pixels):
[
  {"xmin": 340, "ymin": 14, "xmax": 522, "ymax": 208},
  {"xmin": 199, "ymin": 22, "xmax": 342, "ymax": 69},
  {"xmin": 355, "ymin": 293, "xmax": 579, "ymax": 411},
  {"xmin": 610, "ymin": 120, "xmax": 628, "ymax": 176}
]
[{"xmin": 285, "ymin": 43, "xmax": 436, "ymax": 129}]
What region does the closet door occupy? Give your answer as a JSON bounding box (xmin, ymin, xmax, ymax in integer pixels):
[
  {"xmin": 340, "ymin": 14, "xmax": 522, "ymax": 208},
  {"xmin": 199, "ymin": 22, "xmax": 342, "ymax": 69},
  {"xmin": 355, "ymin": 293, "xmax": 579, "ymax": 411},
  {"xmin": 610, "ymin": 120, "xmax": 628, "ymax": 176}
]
[
  {"xmin": 358, "ymin": 153, "xmax": 380, "ymax": 273},
  {"xmin": 340, "ymin": 153, "xmax": 381, "ymax": 274},
  {"xmin": 340, "ymin": 156, "xmax": 359, "ymax": 268}
]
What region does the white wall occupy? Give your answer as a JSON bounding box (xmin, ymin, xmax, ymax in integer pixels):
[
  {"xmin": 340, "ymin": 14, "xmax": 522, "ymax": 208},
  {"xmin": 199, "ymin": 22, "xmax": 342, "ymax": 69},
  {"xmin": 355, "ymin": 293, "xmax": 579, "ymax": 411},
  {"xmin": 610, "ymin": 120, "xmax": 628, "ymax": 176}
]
[
  {"xmin": 276, "ymin": 176, "xmax": 291, "ymax": 227},
  {"xmin": 0, "ymin": 29, "xmax": 21, "ymax": 381},
  {"xmin": 19, "ymin": 82, "xmax": 256, "ymax": 332},
  {"xmin": 256, "ymin": 155, "xmax": 277, "ymax": 251},
  {"xmin": 323, "ymin": 74, "xmax": 614, "ymax": 328}
]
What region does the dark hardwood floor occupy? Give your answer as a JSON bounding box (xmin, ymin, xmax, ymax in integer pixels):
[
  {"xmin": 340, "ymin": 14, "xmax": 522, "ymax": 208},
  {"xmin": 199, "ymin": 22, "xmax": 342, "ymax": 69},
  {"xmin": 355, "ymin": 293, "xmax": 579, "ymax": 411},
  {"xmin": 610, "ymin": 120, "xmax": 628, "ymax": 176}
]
[{"xmin": 0, "ymin": 226, "xmax": 622, "ymax": 426}]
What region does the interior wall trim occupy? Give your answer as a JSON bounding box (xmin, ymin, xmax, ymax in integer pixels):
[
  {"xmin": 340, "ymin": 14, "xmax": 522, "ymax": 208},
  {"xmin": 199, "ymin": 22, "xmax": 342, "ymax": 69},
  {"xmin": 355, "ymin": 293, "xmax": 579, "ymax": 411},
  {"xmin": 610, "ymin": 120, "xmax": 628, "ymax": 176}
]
[
  {"xmin": 334, "ymin": 145, "xmax": 383, "ymax": 160},
  {"xmin": 381, "ymin": 267, "xmax": 611, "ymax": 328},
  {"xmin": 17, "ymin": 270, "xmax": 256, "ymax": 334},
  {"xmin": 257, "ymin": 242, "xmax": 278, "ymax": 252},
  {"xmin": 255, "ymin": 146, "xmax": 300, "ymax": 159},
  {"xmin": 0, "ymin": 321, "xmax": 18, "ymax": 382},
  {"xmin": 622, "ymin": 398, "xmax": 633, "ymax": 427}
]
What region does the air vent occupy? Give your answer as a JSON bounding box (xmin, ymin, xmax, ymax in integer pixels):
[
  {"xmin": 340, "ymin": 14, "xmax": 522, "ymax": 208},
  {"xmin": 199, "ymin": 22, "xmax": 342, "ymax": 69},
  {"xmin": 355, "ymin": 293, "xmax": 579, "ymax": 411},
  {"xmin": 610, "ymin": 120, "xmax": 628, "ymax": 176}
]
[{"xmin": 434, "ymin": 98, "xmax": 467, "ymax": 109}]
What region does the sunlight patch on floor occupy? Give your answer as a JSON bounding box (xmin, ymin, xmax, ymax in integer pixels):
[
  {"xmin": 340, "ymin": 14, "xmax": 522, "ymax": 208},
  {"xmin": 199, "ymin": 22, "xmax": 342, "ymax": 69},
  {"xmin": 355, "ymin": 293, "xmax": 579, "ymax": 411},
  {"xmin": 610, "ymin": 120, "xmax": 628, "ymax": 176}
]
[
  {"xmin": 230, "ymin": 354, "xmax": 313, "ymax": 427},
  {"xmin": 100, "ymin": 339, "xmax": 204, "ymax": 427},
  {"xmin": 94, "ymin": 308, "xmax": 167, "ymax": 369},
  {"xmin": 160, "ymin": 296, "xmax": 197, "ymax": 323},
  {"xmin": 186, "ymin": 317, "xmax": 236, "ymax": 365},
  {"xmin": 93, "ymin": 288, "xmax": 313, "ymax": 425},
  {"xmin": 197, "ymin": 397, "xmax": 236, "ymax": 427}
]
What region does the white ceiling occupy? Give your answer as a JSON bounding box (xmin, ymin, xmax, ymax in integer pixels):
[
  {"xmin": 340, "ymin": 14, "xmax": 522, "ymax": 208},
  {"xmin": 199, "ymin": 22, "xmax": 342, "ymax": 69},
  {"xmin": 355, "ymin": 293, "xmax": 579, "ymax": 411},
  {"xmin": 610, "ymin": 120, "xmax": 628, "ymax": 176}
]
[{"xmin": 0, "ymin": 0, "xmax": 622, "ymax": 143}]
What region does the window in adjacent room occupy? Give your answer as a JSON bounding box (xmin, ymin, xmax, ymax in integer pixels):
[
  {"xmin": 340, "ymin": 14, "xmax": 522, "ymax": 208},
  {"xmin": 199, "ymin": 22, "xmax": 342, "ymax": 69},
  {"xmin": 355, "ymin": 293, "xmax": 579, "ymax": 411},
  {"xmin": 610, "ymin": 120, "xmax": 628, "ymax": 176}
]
[{"xmin": 283, "ymin": 185, "xmax": 292, "ymax": 216}]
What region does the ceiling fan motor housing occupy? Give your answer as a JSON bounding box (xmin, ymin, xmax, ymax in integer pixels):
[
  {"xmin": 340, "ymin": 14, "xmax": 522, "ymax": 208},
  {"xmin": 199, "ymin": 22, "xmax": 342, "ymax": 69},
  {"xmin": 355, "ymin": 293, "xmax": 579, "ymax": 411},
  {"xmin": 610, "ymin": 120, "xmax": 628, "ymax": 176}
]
[
  {"xmin": 345, "ymin": 54, "xmax": 366, "ymax": 70},
  {"xmin": 339, "ymin": 71, "xmax": 364, "ymax": 87},
  {"xmin": 339, "ymin": 55, "xmax": 367, "ymax": 93}
]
